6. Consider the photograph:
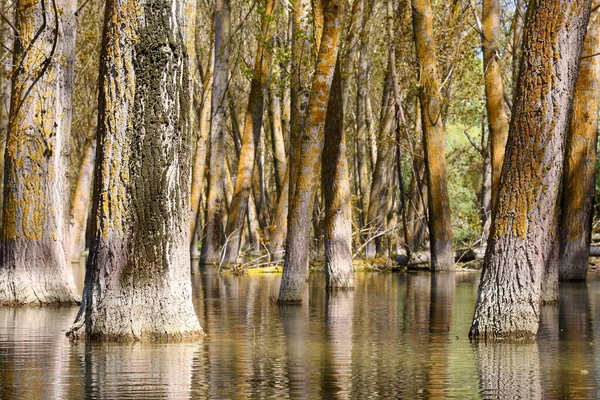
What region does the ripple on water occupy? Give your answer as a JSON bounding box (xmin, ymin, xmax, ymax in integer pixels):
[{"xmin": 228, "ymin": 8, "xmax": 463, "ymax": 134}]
[{"xmin": 0, "ymin": 270, "xmax": 599, "ymax": 399}]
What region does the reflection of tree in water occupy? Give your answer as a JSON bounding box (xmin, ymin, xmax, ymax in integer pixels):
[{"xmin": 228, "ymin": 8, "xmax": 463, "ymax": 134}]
[
  {"xmin": 74, "ymin": 342, "xmax": 201, "ymax": 399},
  {"xmin": 425, "ymin": 272, "xmax": 455, "ymax": 399},
  {"xmin": 474, "ymin": 342, "xmax": 542, "ymax": 399},
  {"xmin": 555, "ymin": 283, "xmax": 595, "ymax": 399},
  {"xmin": 322, "ymin": 290, "xmax": 354, "ymax": 398},
  {"xmin": 279, "ymin": 286, "xmax": 310, "ymax": 400},
  {"xmin": 0, "ymin": 307, "xmax": 81, "ymax": 399}
]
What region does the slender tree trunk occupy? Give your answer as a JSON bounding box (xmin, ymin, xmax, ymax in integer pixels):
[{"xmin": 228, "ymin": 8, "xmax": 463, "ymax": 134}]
[
  {"xmin": 190, "ymin": 48, "xmax": 213, "ymax": 250},
  {"xmin": 558, "ymin": 7, "xmax": 600, "ymax": 281},
  {"xmin": 322, "ymin": 63, "xmax": 354, "ymax": 290},
  {"xmin": 278, "ymin": 0, "xmax": 345, "ymax": 303},
  {"xmin": 289, "ymin": 0, "xmax": 313, "ymax": 202},
  {"xmin": 340, "ymin": 0, "xmax": 361, "ymax": 115},
  {"xmin": 481, "ymin": 0, "xmax": 510, "ymax": 207},
  {"xmin": 0, "ymin": 0, "xmax": 80, "ymax": 304},
  {"xmin": 68, "ymin": 0, "xmax": 202, "ymax": 340},
  {"xmin": 200, "ymin": 0, "xmax": 231, "ymax": 265},
  {"xmin": 269, "ymin": 83, "xmax": 287, "ymax": 199},
  {"xmin": 412, "ymin": 0, "xmax": 455, "ymax": 271},
  {"xmin": 268, "ymin": 165, "xmax": 289, "ymax": 261},
  {"xmin": 365, "ymin": 67, "xmax": 394, "ymax": 259},
  {"xmin": 222, "ymin": 0, "xmax": 276, "ymax": 266},
  {"xmin": 470, "ymin": 0, "xmax": 591, "ymax": 341},
  {"xmin": 512, "ymin": 0, "xmax": 527, "ymax": 93},
  {"xmin": 68, "ymin": 140, "xmax": 96, "ymax": 261},
  {"xmin": 356, "ymin": 0, "xmax": 371, "ymax": 230}
]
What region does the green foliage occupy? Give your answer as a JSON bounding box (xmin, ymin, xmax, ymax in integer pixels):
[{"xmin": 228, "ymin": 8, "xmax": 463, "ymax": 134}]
[{"xmin": 446, "ymin": 124, "xmax": 484, "ymax": 245}]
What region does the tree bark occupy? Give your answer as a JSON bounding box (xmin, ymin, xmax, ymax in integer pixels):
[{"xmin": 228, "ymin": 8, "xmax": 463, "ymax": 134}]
[
  {"xmin": 200, "ymin": 0, "xmax": 230, "ymax": 265},
  {"xmin": 289, "ymin": 0, "xmax": 313, "ymax": 203},
  {"xmin": 481, "ymin": 0, "xmax": 510, "ymax": 207},
  {"xmin": 365, "ymin": 67, "xmax": 394, "ymax": 259},
  {"xmin": 355, "ymin": 0, "xmax": 371, "ymax": 230},
  {"xmin": 0, "ymin": 0, "xmax": 80, "ymax": 305},
  {"xmin": 67, "ymin": 0, "xmax": 202, "ymax": 340},
  {"xmin": 558, "ymin": 6, "xmax": 600, "ymax": 281},
  {"xmin": 68, "ymin": 140, "xmax": 96, "ymax": 261},
  {"xmin": 189, "ymin": 48, "xmax": 213, "ymax": 250},
  {"xmin": 412, "ymin": 0, "xmax": 455, "ymax": 271},
  {"xmin": 512, "ymin": 0, "xmax": 527, "ymax": 93},
  {"xmin": 470, "ymin": 0, "xmax": 591, "ymax": 341},
  {"xmin": 278, "ymin": 0, "xmax": 345, "ymax": 303},
  {"xmin": 322, "ymin": 62, "xmax": 354, "ymax": 290},
  {"xmin": 268, "ymin": 83, "xmax": 287, "ymax": 199},
  {"xmin": 222, "ymin": 0, "xmax": 276, "ymax": 266}
]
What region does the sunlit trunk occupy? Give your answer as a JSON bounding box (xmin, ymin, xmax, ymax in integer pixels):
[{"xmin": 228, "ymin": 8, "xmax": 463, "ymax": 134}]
[
  {"xmin": 470, "ymin": 0, "xmax": 591, "ymax": 341},
  {"xmin": 0, "ymin": 0, "xmax": 80, "ymax": 304}
]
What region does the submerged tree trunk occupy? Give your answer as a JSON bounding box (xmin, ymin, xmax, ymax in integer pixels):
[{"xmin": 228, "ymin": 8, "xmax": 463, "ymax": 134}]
[
  {"xmin": 67, "ymin": 0, "xmax": 202, "ymax": 341},
  {"xmin": 0, "ymin": 0, "xmax": 80, "ymax": 305},
  {"xmin": 481, "ymin": 0, "xmax": 510, "ymax": 207},
  {"xmin": 470, "ymin": 0, "xmax": 591, "ymax": 341},
  {"xmin": 559, "ymin": 7, "xmax": 600, "ymax": 281},
  {"xmin": 322, "ymin": 62, "xmax": 354, "ymax": 290},
  {"xmin": 200, "ymin": 0, "xmax": 231, "ymax": 265},
  {"xmin": 68, "ymin": 140, "xmax": 96, "ymax": 261},
  {"xmin": 222, "ymin": 0, "xmax": 276, "ymax": 266},
  {"xmin": 278, "ymin": 0, "xmax": 345, "ymax": 303},
  {"xmin": 412, "ymin": 0, "xmax": 455, "ymax": 271}
]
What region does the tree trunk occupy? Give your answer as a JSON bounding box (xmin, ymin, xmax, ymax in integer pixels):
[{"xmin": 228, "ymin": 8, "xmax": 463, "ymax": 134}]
[
  {"xmin": 289, "ymin": 0, "xmax": 313, "ymax": 203},
  {"xmin": 558, "ymin": 6, "xmax": 600, "ymax": 281},
  {"xmin": 470, "ymin": 0, "xmax": 591, "ymax": 341},
  {"xmin": 412, "ymin": 0, "xmax": 455, "ymax": 271},
  {"xmin": 200, "ymin": 0, "xmax": 231, "ymax": 265},
  {"xmin": 0, "ymin": 0, "xmax": 80, "ymax": 305},
  {"xmin": 68, "ymin": 140, "xmax": 96, "ymax": 261},
  {"xmin": 322, "ymin": 62, "xmax": 354, "ymax": 290},
  {"xmin": 356, "ymin": 0, "xmax": 371, "ymax": 230},
  {"xmin": 268, "ymin": 165, "xmax": 289, "ymax": 262},
  {"xmin": 365, "ymin": 67, "xmax": 394, "ymax": 259},
  {"xmin": 189, "ymin": 48, "xmax": 213, "ymax": 251},
  {"xmin": 68, "ymin": 0, "xmax": 202, "ymax": 341},
  {"xmin": 278, "ymin": 0, "xmax": 345, "ymax": 303},
  {"xmin": 222, "ymin": 0, "xmax": 276, "ymax": 266},
  {"xmin": 269, "ymin": 83, "xmax": 287, "ymax": 199},
  {"xmin": 482, "ymin": 0, "xmax": 510, "ymax": 207},
  {"xmin": 512, "ymin": 0, "xmax": 527, "ymax": 93}
]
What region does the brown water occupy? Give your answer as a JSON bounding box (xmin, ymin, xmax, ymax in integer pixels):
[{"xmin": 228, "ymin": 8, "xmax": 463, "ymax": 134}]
[{"xmin": 0, "ymin": 267, "xmax": 599, "ymax": 399}]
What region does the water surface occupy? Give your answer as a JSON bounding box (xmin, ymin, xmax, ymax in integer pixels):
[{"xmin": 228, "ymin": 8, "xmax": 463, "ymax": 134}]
[{"xmin": 0, "ymin": 267, "xmax": 599, "ymax": 399}]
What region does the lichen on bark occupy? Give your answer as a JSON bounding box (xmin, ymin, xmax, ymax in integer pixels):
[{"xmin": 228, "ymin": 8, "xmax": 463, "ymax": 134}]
[{"xmin": 67, "ymin": 0, "xmax": 202, "ymax": 341}]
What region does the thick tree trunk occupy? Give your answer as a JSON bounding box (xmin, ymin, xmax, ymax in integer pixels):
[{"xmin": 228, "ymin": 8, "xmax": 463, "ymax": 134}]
[
  {"xmin": 482, "ymin": 0, "xmax": 510, "ymax": 207},
  {"xmin": 200, "ymin": 0, "xmax": 230, "ymax": 265},
  {"xmin": 67, "ymin": 0, "xmax": 202, "ymax": 340},
  {"xmin": 558, "ymin": 7, "xmax": 600, "ymax": 281},
  {"xmin": 68, "ymin": 140, "xmax": 96, "ymax": 261},
  {"xmin": 222, "ymin": 0, "xmax": 276, "ymax": 266},
  {"xmin": 0, "ymin": 0, "xmax": 80, "ymax": 305},
  {"xmin": 322, "ymin": 62, "xmax": 354, "ymax": 290},
  {"xmin": 278, "ymin": 0, "xmax": 345, "ymax": 303},
  {"xmin": 470, "ymin": 0, "xmax": 591, "ymax": 341},
  {"xmin": 412, "ymin": 0, "xmax": 455, "ymax": 271}
]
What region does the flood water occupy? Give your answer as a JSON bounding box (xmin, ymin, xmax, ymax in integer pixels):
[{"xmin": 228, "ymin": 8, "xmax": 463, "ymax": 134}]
[{"xmin": 0, "ymin": 266, "xmax": 599, "ymax": 399}]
